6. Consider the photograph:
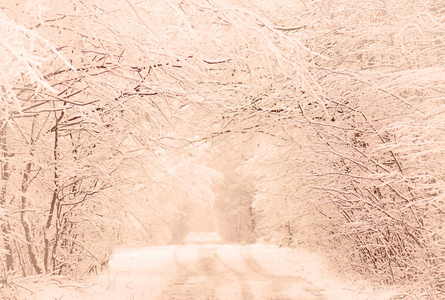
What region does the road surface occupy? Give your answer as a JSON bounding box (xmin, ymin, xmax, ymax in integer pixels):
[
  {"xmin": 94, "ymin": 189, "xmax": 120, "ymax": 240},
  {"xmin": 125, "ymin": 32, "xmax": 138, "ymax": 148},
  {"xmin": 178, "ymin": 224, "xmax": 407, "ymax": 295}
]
[{"xmin": 24, "ymin": 232, "xmax": 393, "ymax": 299}]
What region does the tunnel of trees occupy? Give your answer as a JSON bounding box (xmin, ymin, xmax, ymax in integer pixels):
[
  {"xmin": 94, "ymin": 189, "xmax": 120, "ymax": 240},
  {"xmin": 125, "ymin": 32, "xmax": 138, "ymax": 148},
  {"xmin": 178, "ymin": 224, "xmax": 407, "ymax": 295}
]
[{"xmin": 1, "ymin": 0, "xmax": 444, "ymax": 298}]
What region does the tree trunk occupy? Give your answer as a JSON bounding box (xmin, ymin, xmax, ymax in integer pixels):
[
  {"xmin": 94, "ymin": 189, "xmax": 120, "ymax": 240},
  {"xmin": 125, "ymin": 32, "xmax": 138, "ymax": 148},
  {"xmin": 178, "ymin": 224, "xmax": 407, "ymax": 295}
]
[
  {"xmin": 20, "ymin": 161, "xmax": 43, "ymax": 275},
  {"xmin": 44, "ymin": 109, "xmax": 63, "ymax": 273},
  {"xmin": 0, "ymin": 123, "xmax": 13, "ymax": 271}
]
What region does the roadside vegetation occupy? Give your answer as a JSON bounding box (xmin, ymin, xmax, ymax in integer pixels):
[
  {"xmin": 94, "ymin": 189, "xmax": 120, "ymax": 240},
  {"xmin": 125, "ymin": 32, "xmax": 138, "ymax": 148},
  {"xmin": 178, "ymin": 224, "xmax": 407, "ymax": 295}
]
[{"xmin": 0, "ymin": 1, "xmax": 443, "ymax": 298}]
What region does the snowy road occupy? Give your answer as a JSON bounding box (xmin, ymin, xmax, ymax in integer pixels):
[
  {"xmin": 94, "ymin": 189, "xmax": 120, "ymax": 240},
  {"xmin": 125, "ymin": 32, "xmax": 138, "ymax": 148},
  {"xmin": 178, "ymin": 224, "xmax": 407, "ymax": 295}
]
[
  {"xmin": 28, "ymin": 232, "xmax": 394, "ymax": 300},
  {"xmin": 155, "ymin": 244, "xmax": 324, "ymax": 300}
]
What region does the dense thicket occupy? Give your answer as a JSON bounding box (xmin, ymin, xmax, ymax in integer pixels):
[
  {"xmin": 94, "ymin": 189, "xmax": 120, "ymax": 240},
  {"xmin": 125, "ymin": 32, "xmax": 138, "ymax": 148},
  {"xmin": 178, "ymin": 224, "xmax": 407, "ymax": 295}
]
[
  {"xmin": 217, "ymin": 1, "xmax": 445, "ymax": 298},
  {"xmin": 0, "ymin": 0, "xmax": 443, "ymax": 298},
  {"xmin": 0, "ymin": 0, "xmax": 222, "ymax": 285}
]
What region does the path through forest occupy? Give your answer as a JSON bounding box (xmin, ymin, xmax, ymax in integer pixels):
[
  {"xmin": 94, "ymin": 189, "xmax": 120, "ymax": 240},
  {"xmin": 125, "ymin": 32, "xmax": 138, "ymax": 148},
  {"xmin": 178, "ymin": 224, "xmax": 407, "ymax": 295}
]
[{"xmin": 24, "ymin": 232, "xmax": 394, "ymax": 300}]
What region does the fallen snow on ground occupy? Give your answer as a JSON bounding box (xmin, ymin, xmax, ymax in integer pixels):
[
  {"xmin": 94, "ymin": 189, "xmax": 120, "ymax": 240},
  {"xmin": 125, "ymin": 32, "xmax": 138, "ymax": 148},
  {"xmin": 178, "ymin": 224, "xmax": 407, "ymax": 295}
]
[{"xmin": 18, "ymin": 232, "xmax": 396, "ymax": 299}]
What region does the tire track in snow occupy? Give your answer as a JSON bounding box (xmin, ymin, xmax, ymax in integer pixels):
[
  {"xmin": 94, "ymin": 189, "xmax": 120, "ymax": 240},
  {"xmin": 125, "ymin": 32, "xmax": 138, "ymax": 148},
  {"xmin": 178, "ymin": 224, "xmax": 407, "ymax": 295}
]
[
  {"xmin": 162, "ymin": 245, "xmax": 196, "ymax": 299},
  {"xmin": 162, "ymin": 245, "xmax": 227, "ymax": 299},
  {"xmin": 162, "ymin": 244, "xmax": 258, "ymax": 299},
  {"xmin": 161, "ymin": 244, "xmax": 326, "ymax": 299},
  {"xmin": 213, "ymin": 247, "xmax": 255, "ymax": 299},
  {"xmin": 241, "ymin": 247, "xmax": 326, "ymax": 300}
]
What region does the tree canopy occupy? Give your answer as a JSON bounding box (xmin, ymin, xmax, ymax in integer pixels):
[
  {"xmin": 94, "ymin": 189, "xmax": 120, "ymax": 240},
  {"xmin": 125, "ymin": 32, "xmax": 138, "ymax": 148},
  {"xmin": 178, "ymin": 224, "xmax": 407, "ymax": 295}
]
[{"xmin": 1, "ymin": 0, "xmax": 444, "ymax": 298}]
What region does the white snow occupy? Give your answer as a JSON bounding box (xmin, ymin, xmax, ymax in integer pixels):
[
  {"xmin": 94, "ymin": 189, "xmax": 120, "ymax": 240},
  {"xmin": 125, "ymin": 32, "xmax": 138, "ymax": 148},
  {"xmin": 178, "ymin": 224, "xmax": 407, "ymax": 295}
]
[{"xmin": 19, "ymin": 232, "xmax": 396, "ymax": 300}]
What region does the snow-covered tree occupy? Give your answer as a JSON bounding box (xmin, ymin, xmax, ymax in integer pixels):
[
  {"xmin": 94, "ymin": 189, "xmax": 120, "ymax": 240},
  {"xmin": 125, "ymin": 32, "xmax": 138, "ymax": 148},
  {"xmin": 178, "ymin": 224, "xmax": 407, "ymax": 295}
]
[{"xmin": 1, "ymin": 0, "xmax": 444, "ymax": 298}]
